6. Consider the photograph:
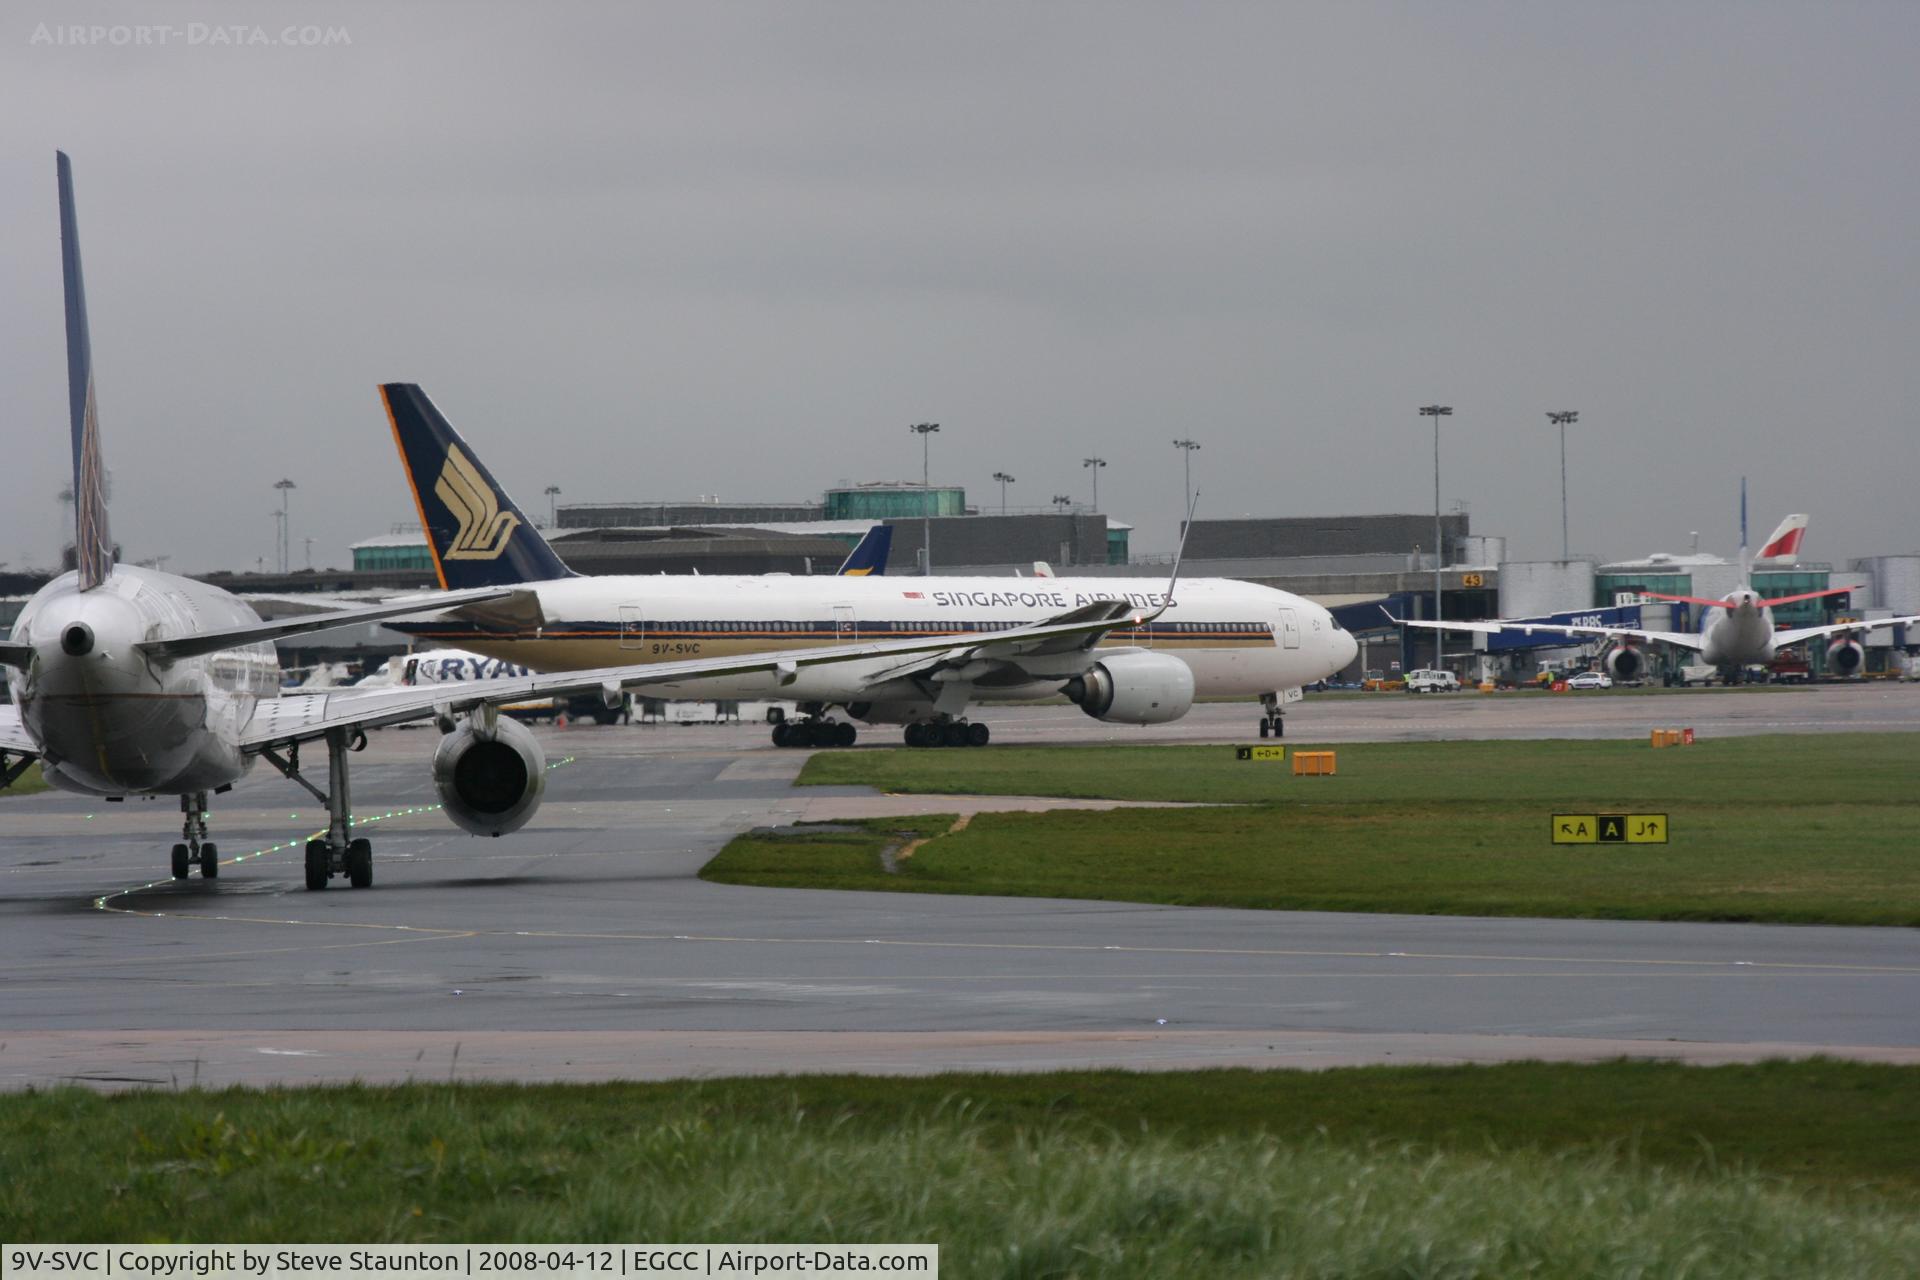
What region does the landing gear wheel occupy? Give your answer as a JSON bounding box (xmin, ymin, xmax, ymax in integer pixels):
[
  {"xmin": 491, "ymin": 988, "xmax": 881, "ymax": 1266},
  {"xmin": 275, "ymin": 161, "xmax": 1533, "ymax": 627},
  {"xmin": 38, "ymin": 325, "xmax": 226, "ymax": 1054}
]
[
  {"xmin": 1258, "ymin": 720, "xmax": 1270, "ymax": 739},
  {"xmin": 832, "ymin": 721, "xmax": 857, "ymax": 747},
  {"xmin": 171, "ymin": 843, "xmax": 190, "ymax": 880},
  {"xmin": 199, "ymin": 842, "xmax": 218, "ymax": 879},
  {"xmin": 1272, "ymin": 718, "xmax": 1285, "ymax": 738},
  {"xmin": 346, "ymin": 838, "xmax": 373, "ymax": 889},
  {"xmin": 772, "ymin": 722, "xmax": 791, "ymax": 747},
  {"xmin": 304, "ymin": 839, "xmax": 330, "ymax": 891},
  {"xmin": 966, "ymin": 721, "xmax": 990, "ymax": 747},
  {"xmin": 904, "ymin": 723, "xmax": 925, "ymax": 748},
  {"xmin": 942, "ymin": 721, "xmax": 968, "ymax": 748}
]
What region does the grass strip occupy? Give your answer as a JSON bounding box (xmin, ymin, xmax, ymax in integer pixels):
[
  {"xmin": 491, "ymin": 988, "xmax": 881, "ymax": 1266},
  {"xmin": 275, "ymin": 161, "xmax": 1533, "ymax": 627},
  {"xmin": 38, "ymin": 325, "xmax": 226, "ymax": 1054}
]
[
  {"xmin": 3, "ymin": 1064, "xmax": 1919, "ymax": 1265},
  {"xmin": 746, "ymin": 735, "xmax": 1920, "ymax": 923},
  {"xmin": 797, "ymin": 734, "xmax": 1920, "ymax": 807}
]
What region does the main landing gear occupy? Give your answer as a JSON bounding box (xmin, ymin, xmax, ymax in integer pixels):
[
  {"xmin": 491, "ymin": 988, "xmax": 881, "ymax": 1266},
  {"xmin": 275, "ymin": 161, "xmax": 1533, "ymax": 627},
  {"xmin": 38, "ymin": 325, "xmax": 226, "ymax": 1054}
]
[
  {"xmin": 259, "ymin": 727, "xmax": 372, "ymax": 891},
  {"xmin": 169, "ymin": 792, "xmax": 218, "ymax": 880},
  {"xmin": 903, "ymin": 719, "xmax": 989, "ymax": 748},
  {"xmin": 771, "ymin": 718, "xmax": 857, "ymax": 748},
  {"xmin": 1256, "ymin": 692, "xmax": 1286, "ymax": 739}
]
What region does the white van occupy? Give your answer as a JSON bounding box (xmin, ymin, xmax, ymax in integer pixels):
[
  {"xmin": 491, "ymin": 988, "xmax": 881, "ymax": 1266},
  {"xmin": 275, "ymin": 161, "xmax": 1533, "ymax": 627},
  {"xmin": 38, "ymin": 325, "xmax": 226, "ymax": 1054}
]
[{"xmin": 1405, "ymin": 669, "xmax": 1462, "ymax": 693}]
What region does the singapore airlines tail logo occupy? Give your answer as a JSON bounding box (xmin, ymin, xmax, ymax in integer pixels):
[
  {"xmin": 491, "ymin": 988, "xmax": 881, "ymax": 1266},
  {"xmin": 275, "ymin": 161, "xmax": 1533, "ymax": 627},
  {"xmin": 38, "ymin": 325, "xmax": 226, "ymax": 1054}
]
[{"xmin": 434, "ymin": 444, "xmax": 520, "ymax": 560}]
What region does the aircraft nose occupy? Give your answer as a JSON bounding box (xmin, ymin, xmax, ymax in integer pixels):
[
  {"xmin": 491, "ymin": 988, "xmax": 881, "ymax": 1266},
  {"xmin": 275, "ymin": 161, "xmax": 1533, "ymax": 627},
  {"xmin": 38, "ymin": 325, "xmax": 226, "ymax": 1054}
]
[{"xmin": 1335, "ymin": 621, "xmax": 1358, "ymax": 669}]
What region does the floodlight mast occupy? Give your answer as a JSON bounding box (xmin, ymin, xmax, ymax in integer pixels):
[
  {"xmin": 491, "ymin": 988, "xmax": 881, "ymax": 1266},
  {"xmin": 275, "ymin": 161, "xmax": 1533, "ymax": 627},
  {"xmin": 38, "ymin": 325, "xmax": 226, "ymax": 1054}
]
[
  {"xmin": 909, "ymin": 422, "xmax": 940, "ymax": 574},
  {"xmin": 1547, "ymin": 411, "xmax": 1578, "ymax": 560},
  {"xmin": 1418, "ymin": 405, "xmax": 1452, "ymax": 666}
]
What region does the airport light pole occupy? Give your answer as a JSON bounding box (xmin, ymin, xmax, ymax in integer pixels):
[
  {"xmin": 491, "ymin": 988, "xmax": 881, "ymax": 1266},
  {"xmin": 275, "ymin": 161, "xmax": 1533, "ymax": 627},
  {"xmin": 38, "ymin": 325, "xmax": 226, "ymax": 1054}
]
[
  {"xmin": 1052, "ymin": 494, "xmax": 1073, "ymax": 512},
  {"xmin": 910, "ymin": 422, "xmax": 940, "ymax": 575},
  {"xmin": 1547, "ymin": 411, "xmax": 1578, "ymax": 561},
  {"xmin": 273, "ymin": 478, "xmax": 296, "ymax": 575},
  {"xmin": 1082, "ymin": 456, "xmax": 1106, "ymax": 511},
  {"xmin": 1418, "ymin": 406, "xmax": 1451, "ymax": 666},
  {"xmin": 992, "ymin": 471, "xmax": 1016, "ymax": 515},
  {"xmin": 544, "ymin": 484, "xmax": 561, "ymax": 530}
]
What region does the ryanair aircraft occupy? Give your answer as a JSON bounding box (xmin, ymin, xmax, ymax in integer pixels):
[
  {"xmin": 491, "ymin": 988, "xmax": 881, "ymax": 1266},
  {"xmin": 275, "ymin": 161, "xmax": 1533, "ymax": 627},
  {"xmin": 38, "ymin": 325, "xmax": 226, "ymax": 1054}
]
[
  {"xmin": 381, "ymin": 387, "xmax": 1359, "ymax": 746},
  {"xmin": 0, "ymin": 155, "xmax": 1152, "ymax": 890}
]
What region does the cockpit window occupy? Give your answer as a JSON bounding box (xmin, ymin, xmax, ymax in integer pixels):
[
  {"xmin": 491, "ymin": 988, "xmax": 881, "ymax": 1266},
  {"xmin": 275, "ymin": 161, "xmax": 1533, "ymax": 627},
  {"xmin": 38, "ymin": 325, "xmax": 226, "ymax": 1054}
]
[{"xmin": 1329, "ymin": 617, "xmax": 1345, "ymax": 631}]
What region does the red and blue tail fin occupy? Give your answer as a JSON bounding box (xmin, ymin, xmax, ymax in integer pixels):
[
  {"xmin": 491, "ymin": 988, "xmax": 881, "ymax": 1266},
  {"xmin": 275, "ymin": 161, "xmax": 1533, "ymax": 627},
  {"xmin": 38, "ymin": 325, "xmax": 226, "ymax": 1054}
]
[
  {"xmin": 58, "ymin": 152, "xmax": 113, "ymax": 590},
  {"xmin": 380, "ymin": 383, "xmax": 577, "ymax": 589}
]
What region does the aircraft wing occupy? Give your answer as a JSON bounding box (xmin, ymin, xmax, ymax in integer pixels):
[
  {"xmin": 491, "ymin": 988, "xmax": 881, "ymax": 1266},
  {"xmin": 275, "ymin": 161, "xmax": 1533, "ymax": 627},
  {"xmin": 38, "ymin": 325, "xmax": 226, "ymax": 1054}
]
[
  {"xmin": 1774, "ymin": 615, "xmax": 1920, "ymax": 647},
  {"xmin": 136, "ymin": 587, "xmax": 520, "ymax": 663},
  {"xmin": 240, "ymin": 600, "xmax": 1158, "ymax": 749},
  {"xmin": 1392, "ymin": 614, "xmax": 1705, "ymax": 651},
  {"xmin": 0, "ymin": 704, "xmax": 35, "ymax": 757}
]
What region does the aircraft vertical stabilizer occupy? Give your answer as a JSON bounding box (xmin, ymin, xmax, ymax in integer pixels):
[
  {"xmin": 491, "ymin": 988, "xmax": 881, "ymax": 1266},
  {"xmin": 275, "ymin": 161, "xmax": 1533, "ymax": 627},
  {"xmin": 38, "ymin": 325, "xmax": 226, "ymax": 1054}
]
[
  {"xmin": 836, "ymin": 524, "xmax": 892, "ymax": 575},
  {"xmin": 58, "ymin": 152, "xmax": 113, "ymax": 590},
  {"xmin": 380, "ymin": 383, "xmax": 578, "ymax": 589}
]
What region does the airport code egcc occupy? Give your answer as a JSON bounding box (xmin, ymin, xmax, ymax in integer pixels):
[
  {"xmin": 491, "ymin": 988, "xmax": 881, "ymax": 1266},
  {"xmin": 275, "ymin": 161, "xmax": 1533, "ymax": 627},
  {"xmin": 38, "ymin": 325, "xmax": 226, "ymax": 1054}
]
[{"xmin": 2, "ymin": 1247, "xmax": 936, "ymax": 1280}]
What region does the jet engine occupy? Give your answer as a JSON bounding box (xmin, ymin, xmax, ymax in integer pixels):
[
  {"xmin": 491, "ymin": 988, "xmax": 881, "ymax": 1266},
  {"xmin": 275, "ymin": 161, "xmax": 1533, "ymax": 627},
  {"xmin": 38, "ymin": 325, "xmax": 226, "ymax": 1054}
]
[
  {"xmin": 1604, "ymin": 643, "xmax": 1644, "ymax": 682},
  {"xmin": 1826, "ymin": 637, "xmax": 1864, "ymax": 677},
  {"xmin": 431, "ymin": 713, "xmax": 547, "ymax": 836},
  {"xmin": 1062, "ymin": 652, "xmax": 1195, "ymax": 725}
]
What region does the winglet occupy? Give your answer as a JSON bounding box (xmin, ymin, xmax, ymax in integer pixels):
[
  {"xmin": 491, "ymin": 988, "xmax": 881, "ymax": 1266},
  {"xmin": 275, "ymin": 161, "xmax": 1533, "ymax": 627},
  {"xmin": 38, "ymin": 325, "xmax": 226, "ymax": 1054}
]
[
  {"xmin": 58, "ymin": 152, "xmax": 113, "ymax": 591},
  {"xmin": 1160, "ymin": 488, "xmax": 1198, "ymax": 615},
  {"xmin": 380, "ymin": 383, "xmax": 578, "ymax": 589}
]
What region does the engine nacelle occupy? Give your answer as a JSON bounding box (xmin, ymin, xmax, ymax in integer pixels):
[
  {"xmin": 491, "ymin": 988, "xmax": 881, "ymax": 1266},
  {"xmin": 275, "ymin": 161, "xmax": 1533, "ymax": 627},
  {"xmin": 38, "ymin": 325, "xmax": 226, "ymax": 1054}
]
[
  {"xmin": 1605, "ymin": 644, "xmax": 1644, "ymax": 682},
  {"xmin": 1826, "ymin": 637, "xmax": 1864, "ymax": 676},
  {"xmin": 1062, "ymin": 652, "xmax": 1196, "ymax": 725},
  {"xmin": 431, "ymin": 713, "xmax": 547, "ymax": 836}
]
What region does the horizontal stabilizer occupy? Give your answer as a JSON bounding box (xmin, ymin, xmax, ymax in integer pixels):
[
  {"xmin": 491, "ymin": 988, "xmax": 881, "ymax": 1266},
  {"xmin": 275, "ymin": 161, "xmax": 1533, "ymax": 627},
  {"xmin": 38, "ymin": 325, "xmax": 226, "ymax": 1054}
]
[
  {"xmin": 0, "ymin": 642, "xmax": 33, "ymax": 670},
  {"xmin": 1755, "ymin": 586, "xmax": 1853, "ymax": 609},
  {"xmin": 138, "ymin": 587, "xmax": 516, "ymax": 663}
]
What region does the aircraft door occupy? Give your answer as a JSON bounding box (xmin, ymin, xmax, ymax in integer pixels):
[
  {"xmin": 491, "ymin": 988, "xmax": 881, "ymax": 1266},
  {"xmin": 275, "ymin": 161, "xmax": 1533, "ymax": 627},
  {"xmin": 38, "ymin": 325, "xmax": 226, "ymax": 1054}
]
[
  {"xmin": 620, "ymin": 605, "xmax": 646, "ymax": 650},
  {"xmin": 1279, "ymin": 607, "xmax": 1301, "ymax": 649},
  {"xmin": 832, "ymin": 605, "xmax": 856, "ymax": 639}
]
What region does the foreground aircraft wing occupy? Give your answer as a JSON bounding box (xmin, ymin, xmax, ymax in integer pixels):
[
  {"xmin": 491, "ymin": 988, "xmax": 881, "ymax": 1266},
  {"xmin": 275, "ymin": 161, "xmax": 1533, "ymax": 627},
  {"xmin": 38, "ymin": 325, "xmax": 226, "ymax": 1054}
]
[
  {"xmin": 1773, "ymin": 615, "xmax": 1920, "ymax": 647},
  {"xmin": 239, "ymin": 601, "xmax": 1159, "ymax": 749},
  {"xmin": 136, "ymin": 587, "xmax": 519, "ymax": 663},
  {"xmin": 0, "ymin": 705, "xmax": 34, "ymax": 757},
  {"xmin": 1390, "ymin": 613, "xmax": 1704, "ymax": 651}
]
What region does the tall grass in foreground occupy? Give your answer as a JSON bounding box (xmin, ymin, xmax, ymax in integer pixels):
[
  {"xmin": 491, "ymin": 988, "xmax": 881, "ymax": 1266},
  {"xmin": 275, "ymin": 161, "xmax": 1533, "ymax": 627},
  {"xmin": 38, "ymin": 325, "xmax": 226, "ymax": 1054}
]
[{"xmin": 4, "ymin": 1091, "xmax": 1918, "ymax": 1275}]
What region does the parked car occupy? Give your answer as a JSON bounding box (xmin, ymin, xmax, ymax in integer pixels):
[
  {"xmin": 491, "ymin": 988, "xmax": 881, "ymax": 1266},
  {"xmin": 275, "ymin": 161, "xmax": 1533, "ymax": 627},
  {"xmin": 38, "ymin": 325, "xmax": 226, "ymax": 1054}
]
[
  {"xmin": 1405, "ymin": 668, "xmax": 1462, "ymax": 693},
  {"xmin": 1566, "ymin": 671, "xmax": 1614, "ymax": 690}
]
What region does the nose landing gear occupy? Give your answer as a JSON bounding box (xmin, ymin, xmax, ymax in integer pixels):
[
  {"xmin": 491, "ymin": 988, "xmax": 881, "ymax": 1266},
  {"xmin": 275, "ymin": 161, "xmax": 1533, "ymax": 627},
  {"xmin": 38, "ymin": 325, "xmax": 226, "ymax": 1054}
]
[
  {"xmin": 1256, "ymin": 692, "xmax": 1286, "ymax": 739},
  {"xmin": 170, "ymin": 792, "xmax": 218, "ymax": 880}
]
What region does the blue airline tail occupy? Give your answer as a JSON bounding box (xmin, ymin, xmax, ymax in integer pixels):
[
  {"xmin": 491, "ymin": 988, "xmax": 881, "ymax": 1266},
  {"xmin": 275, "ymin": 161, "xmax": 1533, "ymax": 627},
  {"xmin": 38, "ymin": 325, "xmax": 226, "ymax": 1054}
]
[
  {"xmin": 380, "ymin": 383, "xmax": 577, "ymax": 589},
  {"xmin": 58, "ymin": 152, "xmax": 113, "ymax": 590},
  {"xmin": 835, "ymin": 524, "xmax": 892, "ymax": 575}
]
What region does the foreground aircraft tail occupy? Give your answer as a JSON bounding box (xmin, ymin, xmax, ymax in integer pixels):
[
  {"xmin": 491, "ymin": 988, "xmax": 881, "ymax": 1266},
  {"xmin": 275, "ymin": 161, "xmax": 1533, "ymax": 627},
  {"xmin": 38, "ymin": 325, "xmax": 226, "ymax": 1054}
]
[
  {"xmin": 381, "ymin": 383, "xmax": 577, "ymax": 589},
  {"xmin": 58, "ymin": 152, "xmax": 113, "ymax": 591},
  {"xmin": 836, "ymin": 524, "xmax": 892, "ymax": 575}
]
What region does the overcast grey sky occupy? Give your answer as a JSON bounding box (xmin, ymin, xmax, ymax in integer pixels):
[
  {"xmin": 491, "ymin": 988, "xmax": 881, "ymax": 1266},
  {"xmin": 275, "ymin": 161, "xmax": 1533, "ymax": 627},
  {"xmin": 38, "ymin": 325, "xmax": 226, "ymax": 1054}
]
[{"xmin": 3, "ymin": 1, "xmax": 1916, "ymax": 575}]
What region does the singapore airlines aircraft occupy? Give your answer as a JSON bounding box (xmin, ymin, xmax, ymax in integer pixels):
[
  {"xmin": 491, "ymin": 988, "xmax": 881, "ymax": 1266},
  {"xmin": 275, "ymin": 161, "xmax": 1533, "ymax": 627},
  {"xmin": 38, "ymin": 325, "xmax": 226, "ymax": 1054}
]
[
  {"xmin": 378, "ymin": 385, "xmax": 1359, "ymax": 745},
  {"xmin": 1402, "ymin": 489, "xmax": 1919, "ymax": 681},
  {"xmin": 0, "ymin": 154, "xmax": 1167, "ymax": 891}
]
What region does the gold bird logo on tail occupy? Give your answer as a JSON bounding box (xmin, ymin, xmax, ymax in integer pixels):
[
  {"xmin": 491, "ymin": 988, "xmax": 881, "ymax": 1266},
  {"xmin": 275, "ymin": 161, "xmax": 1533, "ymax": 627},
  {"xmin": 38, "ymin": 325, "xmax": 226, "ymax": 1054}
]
[{"xmin": 435, "ymin": 444, "xmax": 520, "ymax": 560}]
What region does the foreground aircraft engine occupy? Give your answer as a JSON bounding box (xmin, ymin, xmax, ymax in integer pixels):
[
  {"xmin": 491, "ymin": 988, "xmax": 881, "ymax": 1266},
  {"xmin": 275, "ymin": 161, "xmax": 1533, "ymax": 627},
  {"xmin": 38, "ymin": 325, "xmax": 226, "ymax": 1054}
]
[
  {"xmin": 1062, "ymin": 652, "xmax": 1196, "ymax": 725},
  {"xmin": 1826, "ymin": 637, "xmax": 1864, "ymax": 676},
  {"xmin": 431, "ymin": 713, "xmax": 547, "ymax": 836},
  {"xmin": 1604, "ymin": 643, "xmax": 1644, "ymax": 682}
]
